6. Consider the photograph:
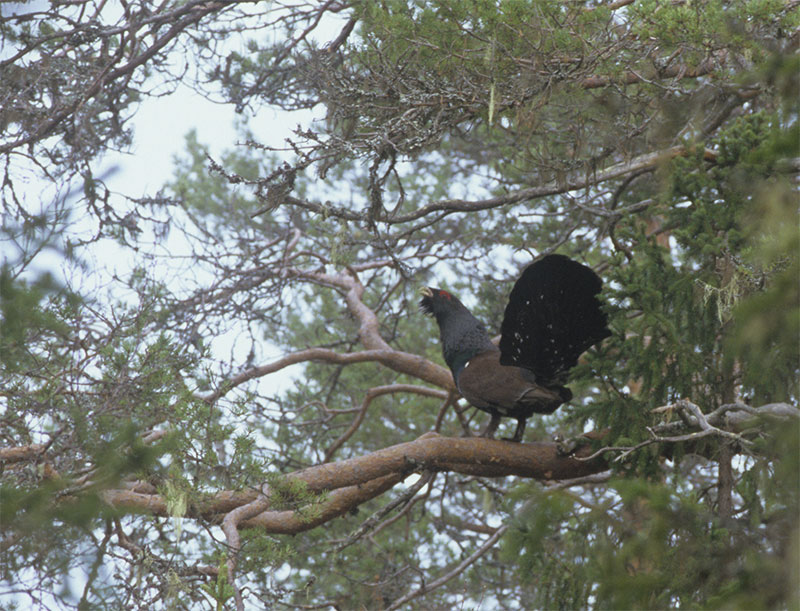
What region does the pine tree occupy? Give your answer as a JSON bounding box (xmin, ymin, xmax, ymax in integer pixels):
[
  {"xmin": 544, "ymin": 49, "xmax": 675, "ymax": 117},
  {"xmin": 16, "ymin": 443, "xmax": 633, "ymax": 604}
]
[{"xmin": 1, "ymin": 1, "xmax": 798, "ymax": 608}]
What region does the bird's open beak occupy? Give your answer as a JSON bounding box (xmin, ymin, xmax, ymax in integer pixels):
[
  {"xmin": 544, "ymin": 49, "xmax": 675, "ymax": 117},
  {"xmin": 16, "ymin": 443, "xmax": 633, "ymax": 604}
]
[{"xmin": 420, "ymin": 287, "xmax": 434, "ymax": 298}]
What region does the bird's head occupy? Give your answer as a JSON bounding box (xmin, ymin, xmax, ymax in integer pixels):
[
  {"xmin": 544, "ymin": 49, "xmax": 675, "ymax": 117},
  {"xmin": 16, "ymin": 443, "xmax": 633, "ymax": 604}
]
[
  {"xmin": 419, "ymin": 287, "xmax": 460, "ymax": 318},
  {"xmin": 419, "ymin": 286, "xmax": 495, "ymax": 372}
]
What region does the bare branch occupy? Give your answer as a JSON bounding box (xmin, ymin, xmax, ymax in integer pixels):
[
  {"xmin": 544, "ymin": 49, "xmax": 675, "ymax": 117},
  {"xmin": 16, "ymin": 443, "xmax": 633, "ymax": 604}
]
[
  {"xmin": 332, "ymin": 471, "xmax": 436, "ymax": 551},
  {"xmin": 578, "ymin": 398, "xmax": 765, "ymax": 462},
  {"xmin": 386, "ymin": 524, "xmax": 509, "ymax": 610},
  {"xmin": 324, "ymin": 385, "xmax": 448, "ymax": 462},
  {"xmin": 203, "ymin": 347, "xmax": 452, "ymax": 404},
  {"xmin": 272, "ymin": 145, "xmax": 716, "ymax": 226}
]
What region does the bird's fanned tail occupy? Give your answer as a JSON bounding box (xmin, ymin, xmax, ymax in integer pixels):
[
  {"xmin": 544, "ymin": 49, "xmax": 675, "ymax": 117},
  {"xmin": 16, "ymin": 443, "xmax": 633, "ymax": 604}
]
[{"xmin": 499, "ymin": 254, "xmax": 610, "ymax": 386}]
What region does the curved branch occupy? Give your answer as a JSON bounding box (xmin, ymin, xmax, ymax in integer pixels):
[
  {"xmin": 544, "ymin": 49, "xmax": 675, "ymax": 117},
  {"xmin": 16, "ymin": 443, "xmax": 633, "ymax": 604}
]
[
  {"xmin": 204, "ymin": 264, "xmax": 454, "ymax": 405},
  {"xmin": 99, "ymin": 433, "xmax": 608, "ymax": 533},
  {"xmin": 221, "ymin": 483, "xmax": 272, "ymax": 611},
  {"xmin": 243, "ymin": 473, "xmax": 405, "ymax": 534},
  {"xmin": 386, "ymin": 524, "xmax": 509, "ymax": 611},
  {"xmin": 202, "ymin": 347, "xmax": 452, "ymax": 404},
  {"xmin": 324, "ymin": 385, "xmax": 449, "ymax": 462}
]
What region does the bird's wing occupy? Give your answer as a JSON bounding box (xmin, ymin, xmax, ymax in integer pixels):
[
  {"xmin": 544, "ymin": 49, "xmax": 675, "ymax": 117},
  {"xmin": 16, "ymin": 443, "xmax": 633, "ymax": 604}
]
[{"xmin": 456, "ymin": 351, "xmax": 564, "ymax": 417}]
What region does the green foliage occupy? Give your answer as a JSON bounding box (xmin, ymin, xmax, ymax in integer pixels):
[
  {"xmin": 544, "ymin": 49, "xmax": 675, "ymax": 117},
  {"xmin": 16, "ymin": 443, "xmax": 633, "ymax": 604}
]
[
  {"xmin": 504, "ymin": 423, "xmax": 799, "ymax": 610},
  {"xmin": 666, "ymin": 111, "xmax": 800, "ymax": 402},
  {"xmin": 0, "ymin": 262, "xmax": 74, "ymax": 373},
  {"xmin": 201, "ymin": 560, "xmax": 235, "ymax": 610},
  {"xmin": 501, "ymin": 486, "xmax": 595, "ymax": 608},
  {"xmin": 2, "ymin": 0, "xmax": 798, "ymax": 608}
]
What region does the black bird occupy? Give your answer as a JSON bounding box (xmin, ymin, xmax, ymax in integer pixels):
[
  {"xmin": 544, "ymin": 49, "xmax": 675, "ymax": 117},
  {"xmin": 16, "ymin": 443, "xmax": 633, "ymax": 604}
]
[{"xmin": 420, "ymin": 254, "xmax": 610, "ymax": 442}]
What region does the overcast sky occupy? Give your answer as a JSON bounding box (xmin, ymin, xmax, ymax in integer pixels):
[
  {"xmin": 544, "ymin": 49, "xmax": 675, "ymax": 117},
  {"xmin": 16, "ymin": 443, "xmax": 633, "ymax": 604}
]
[{"xmin": 104, "ymin": 84, "xmax": 315, "ymax": 198}]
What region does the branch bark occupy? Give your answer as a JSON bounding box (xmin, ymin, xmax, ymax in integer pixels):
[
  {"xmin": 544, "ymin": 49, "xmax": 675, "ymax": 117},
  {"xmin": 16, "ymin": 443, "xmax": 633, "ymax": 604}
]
[
  {"xmin": 203, "ymin": 263, "xmax": 454, "ymax": 405},
  {"xmin": 0, "ymin": 444, "xmax": 45, "ymax": 463},
  {"xmin": 202, "ymin": 347, "xmax": 451, "ymax": 404},
  {"xmin": 98, "ymin": 433, "xmax": 608, "ymax": 534}
]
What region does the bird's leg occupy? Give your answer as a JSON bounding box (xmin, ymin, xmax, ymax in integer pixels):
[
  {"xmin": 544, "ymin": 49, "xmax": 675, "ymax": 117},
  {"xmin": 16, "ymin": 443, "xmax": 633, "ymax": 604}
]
[
  {"xmin": 479, "ymin": 413, "xmax": 501, "ymax": 438},
  {"xmin": 505, "ymin": 418, "xmax": 526, "ymax": 443}
]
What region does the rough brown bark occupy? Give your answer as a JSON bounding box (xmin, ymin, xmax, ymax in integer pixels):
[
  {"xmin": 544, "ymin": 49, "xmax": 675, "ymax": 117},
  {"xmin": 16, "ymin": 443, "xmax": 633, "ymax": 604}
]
[{"xmin": 98, "ymin": 433, "xmax": 607, "ymax": 534}]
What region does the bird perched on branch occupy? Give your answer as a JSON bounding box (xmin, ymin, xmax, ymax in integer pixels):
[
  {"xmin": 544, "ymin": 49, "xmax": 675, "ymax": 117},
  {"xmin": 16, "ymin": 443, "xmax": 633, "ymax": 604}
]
[{"xmin": 420, "ymin": 254, "xmax": 610, "ymax": 442}]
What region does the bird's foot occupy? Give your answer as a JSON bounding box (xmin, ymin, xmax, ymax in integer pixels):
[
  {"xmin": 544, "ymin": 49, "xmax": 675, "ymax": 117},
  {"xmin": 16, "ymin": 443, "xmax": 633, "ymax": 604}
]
[
  {"xmin": 500, "ymin": 428, "xmax": 524, "ymax": 443},
  {"xmin": 499, "ymin": 418, "xmax": 526, "ymax": 443}
]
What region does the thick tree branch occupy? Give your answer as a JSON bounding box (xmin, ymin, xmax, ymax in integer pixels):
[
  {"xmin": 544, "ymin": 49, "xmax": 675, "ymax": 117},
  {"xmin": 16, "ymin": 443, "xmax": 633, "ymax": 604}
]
[
  {"xmin": 97, "ymin": 433, "xmax": 608, "ymax": 533},
  {"xmin": 17, "ymin": 402, "xmax": 795, "ymax": 539},
  {"xmin": 0, "ymin": 444, "xmax": 45, "ymax": 463},
  {"xmin": 579, "ymin": 57, "xmax": 720, "ymax": 89},
  {"xmin": 241, "ymin": 474, "xmax": 405, "ymax": 533}
]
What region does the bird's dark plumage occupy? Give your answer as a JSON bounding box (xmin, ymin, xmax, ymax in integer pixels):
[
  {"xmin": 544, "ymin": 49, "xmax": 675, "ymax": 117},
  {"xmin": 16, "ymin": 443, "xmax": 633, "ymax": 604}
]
[
  {"xmin": 499, "ymin": 254, "xmax": 611, "ymax": 385},
  {"xmin": 420, "ymin": 254, "xmax": 610, "ymax": 442}
]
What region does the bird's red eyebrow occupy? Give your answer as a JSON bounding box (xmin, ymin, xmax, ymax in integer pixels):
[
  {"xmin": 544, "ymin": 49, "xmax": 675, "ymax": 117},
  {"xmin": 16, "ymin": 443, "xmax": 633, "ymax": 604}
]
[{"xmin": 439, "ymin": 290, "xmax": 452, "ymax": 299}]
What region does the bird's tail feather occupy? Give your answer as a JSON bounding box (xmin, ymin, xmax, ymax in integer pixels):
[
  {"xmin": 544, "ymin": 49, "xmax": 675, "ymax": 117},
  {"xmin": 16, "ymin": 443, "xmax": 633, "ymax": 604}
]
[{"xmin": 499, "ymin": 254, "xmax": 610, "ymax": 384}]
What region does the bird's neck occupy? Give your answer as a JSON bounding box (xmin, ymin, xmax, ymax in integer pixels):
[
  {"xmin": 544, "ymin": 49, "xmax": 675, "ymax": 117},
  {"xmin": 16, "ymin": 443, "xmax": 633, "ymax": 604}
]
[
  {"xmin": 439, "ymin": 311, "xmax": 496, "ymax": 377},
  {"xmin": 446, "ymin": 352, "xmax": 472, "ymax": 379}
]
